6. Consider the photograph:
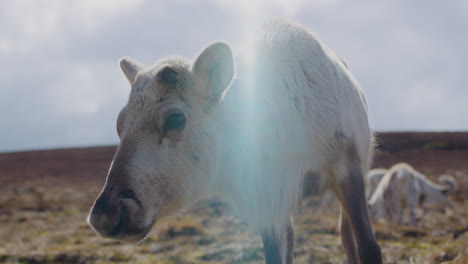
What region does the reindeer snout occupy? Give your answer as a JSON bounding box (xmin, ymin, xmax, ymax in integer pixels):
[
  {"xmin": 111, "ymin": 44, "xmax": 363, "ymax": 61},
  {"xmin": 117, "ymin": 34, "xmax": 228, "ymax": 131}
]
[
  {"xmin": 88, "ymin": 189, "xmax": 151, "ymax": 242},
  {"xmin": 88, "ymin": 191, "xmax": 123, "ymax": 237},
  {"xmin": 91, "ymin": 193, "xmax": 113, "ymax": 215}
]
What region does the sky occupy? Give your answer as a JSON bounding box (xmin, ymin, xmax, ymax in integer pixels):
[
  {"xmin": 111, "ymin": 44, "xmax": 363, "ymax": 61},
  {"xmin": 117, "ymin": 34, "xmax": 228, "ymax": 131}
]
[{"xmin": 0, "ymin": 0, "xmax": 467, "ymax": 152}]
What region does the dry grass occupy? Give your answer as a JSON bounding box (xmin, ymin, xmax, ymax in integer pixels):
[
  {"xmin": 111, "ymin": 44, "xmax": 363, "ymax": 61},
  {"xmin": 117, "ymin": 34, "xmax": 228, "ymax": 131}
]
[
  {"xmin": 1, "ymin": 133, "xmax": 467, "ymax": 263},
  {"xmin": 0, "ymin": 177, "xmax": 466, "ymax": 264}
]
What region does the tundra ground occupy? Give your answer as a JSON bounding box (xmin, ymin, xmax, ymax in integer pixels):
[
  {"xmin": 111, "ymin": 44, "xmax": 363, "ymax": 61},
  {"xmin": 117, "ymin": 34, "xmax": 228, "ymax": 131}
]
[{"xmin": 0, "ymin": 132, "xmax": 467, "ymax": 264}]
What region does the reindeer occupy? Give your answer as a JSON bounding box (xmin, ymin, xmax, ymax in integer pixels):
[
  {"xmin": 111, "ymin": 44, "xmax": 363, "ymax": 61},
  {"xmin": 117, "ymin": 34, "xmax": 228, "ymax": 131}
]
[
  {"xmin": 368, "ymin": 163, "xmax": 451, "ymax": 226},
  {"xmin": 438, "ymin": 174, "xmax": 458, "ymax": 194},
  {"xmin": 87, "ymin": 20, "xmax": 382, "ymax": 264},
  {"xmin": 366, "ymin": 168, "xmax": 387, "ymax": 199}
]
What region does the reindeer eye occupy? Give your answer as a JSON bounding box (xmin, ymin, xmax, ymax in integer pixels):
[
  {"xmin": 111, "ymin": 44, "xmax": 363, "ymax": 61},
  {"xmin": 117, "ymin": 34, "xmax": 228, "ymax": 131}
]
[
  {"xmin": 161, "ymin": 67, "xmax": 178, "ymax": 85},
  {"xmin": 164, "ymin": 113, "xmax": 186, "ymax": 132}
]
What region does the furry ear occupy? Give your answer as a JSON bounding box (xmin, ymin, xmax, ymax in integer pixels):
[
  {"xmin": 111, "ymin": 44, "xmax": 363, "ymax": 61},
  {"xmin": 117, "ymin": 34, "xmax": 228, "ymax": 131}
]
[
  {"xmin": 119, "ymin": 57, "xmax": 146, "ymax": 83},
  {"xmin": 192, "ymin": 42, "xmax": 234, "ymax": 101}
]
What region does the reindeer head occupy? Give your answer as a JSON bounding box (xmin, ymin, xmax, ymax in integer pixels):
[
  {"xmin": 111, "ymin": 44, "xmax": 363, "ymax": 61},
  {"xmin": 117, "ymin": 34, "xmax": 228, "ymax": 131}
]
[
  {"xmin": 438, "ymin": 174, "xmax": 458, "ymax": 194},
  {"xmin": 87, "ymin": 43, "xmax": 235, "ymax": 242},
  {"xmin": 416, "ymin": 172, "xmax": 452, "ymax": 209}
]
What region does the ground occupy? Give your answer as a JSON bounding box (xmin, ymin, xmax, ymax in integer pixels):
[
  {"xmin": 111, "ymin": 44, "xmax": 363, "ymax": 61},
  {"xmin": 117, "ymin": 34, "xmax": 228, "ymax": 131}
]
[{"xmin": 0, "ymin": 132, "xmax": 467, "ymax": 264}]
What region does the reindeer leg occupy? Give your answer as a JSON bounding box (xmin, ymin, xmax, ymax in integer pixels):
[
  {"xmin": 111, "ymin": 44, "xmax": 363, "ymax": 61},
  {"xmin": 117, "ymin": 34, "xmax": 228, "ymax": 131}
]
[
  {"xmin": 261, "ymin": 217, "xmax": 294, "ymax": 264},
  {"xmin": 285, "ymin": 217, "xmax": 295, "ymax": 264},
  {"xmin": 261, "ymin": 228, "xmax": 281, "ymax": 264},
  {"xmin": 393, "ymin": 197, "xmax": 403, "ymax": 225},
  {"xmin": 407, "ymin": 194, "xmax": 417, "ymax": 226},
  {"xmin": 339, "ymin": 209, "xmax": 359, "ymax": 264},
  {"xmin": 330, "ymin": 145, "xmax": 383, "ymax": 264}
]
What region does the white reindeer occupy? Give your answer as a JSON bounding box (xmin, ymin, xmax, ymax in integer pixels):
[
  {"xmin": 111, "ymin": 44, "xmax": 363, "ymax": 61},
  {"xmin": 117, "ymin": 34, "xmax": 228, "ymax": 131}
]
[
  {"xmin": 438, "ymin": 174, "xmax": 458, "ymax": 194},
  {"xmin": 368, "ymin": 163, "xmax": 451, "ymax": 226},
  {"xmin": 366, "ymin": 168, "xmax": 387, "ymax": 198},
  {"xmin": 88, "ymin": 20, "xmax": 382, "ymax": 264}
]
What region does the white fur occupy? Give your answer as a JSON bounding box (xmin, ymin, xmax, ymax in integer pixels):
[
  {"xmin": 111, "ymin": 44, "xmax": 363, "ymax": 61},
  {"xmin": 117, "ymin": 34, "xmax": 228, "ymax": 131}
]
[
  {"xmin": 366, "ymin": 168, "xmax": 387, "ymax": 198},
  {"xmin": 369, "ymin": 163, "xmax": 450, "ymax": 225},
  {"xmin": 89, "ymin": 20, "xmax": 381, "ymax": 264},
  {"xmin": 438, "ymin": 174, "xmax": 458, "ymax": 193},
  {"xmin": 206, "ymin": 20, "xmax": 371, "ymax": 230}
]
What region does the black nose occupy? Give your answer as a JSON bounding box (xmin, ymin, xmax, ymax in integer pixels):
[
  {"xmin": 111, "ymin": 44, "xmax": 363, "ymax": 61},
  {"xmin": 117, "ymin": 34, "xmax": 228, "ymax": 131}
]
[
  {"xmin": 91, "ymin": 193, "xmax": 113, "ymax": 216},
  {"xmin": 90, "ymin": 193, "xmax": 125, "ymax": 237},
  {"xmin": 92, "ymin": 189, "xmax": 140, "ymax": 215},
  {"xmin": 109, "ymin": 205, "xmax": 130, "ymax": 237},
  {"xmin": 117, "ymin": 189, "xmax": 141, "ymax": 206}
]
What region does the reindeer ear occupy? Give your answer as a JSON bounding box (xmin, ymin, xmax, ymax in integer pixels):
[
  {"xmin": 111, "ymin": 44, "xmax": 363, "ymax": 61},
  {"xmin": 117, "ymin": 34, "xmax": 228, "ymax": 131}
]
[
  {"xmin": 192, "ymin": 42, "xmax": 235, "ymax": 101},
  {"xmin": 119, "ymin": 57, "xmax": 146, "ymax": 83}
]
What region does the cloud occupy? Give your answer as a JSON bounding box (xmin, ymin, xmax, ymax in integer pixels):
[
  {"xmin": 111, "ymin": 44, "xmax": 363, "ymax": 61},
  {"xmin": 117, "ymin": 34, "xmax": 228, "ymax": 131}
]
[
  {"xmin": 0, "ymin": 0, "xmax": 144, "ymax": 54},
  {"xmin": 286, "ymin": 1, "xmax": 468, "ymax": 131},
  {"xmin": 0, "ymin": 0, "xmax": 467, "ymax": 151}
]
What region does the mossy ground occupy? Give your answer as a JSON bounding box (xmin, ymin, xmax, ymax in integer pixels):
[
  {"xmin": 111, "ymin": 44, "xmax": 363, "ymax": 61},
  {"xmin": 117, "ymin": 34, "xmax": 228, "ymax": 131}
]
[{"xmin": 0, "ymin": 172, "xmax": 466, "ymax": 264}]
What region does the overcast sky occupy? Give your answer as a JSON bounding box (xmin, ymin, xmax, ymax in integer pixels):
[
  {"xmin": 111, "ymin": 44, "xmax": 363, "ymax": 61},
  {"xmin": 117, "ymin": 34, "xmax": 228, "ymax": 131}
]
[{"xmin": 1, "ymin": 0, "xmax": 467, "ymax": 152}]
